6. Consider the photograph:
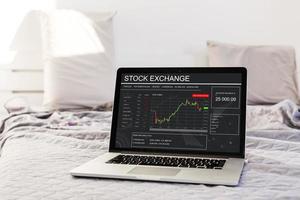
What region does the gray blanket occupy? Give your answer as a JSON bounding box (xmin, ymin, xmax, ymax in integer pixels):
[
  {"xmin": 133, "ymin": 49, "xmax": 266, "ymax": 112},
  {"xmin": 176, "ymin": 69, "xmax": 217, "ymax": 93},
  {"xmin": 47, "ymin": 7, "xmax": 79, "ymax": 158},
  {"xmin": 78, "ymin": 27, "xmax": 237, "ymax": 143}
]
[{"xmin": 0, "ymin": 100, "xmax": 300, "ymax": 200}]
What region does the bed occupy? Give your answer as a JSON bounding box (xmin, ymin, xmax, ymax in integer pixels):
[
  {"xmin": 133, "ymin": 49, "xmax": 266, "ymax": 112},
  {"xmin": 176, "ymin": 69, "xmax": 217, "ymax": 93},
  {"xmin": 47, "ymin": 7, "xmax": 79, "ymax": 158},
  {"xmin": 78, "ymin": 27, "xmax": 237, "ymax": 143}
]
[
  {"xmin": 0, "ymin": 100, "xmax": 299, "ymax": 200},
  {"xmin": 1, "ymin": 7, "xmax": 300, "ymax": 200}
]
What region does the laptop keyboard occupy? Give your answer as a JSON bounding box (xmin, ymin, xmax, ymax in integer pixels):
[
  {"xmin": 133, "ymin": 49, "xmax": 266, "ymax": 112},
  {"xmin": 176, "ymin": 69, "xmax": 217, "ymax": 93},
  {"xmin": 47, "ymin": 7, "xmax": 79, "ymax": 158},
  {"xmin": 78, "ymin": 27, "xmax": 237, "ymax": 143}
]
[{"xmin": 107, "ymin": 155, "xmax": 226, "ymax": 169}]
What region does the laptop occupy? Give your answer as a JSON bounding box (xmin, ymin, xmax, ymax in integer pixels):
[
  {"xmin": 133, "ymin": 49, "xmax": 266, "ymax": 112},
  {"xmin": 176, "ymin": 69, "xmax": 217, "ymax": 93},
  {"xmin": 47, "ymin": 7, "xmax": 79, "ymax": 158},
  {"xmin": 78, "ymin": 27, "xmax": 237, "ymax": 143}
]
[{"xmin": 71, "ymin": 67, "xmax": 247, "ymax": 186}]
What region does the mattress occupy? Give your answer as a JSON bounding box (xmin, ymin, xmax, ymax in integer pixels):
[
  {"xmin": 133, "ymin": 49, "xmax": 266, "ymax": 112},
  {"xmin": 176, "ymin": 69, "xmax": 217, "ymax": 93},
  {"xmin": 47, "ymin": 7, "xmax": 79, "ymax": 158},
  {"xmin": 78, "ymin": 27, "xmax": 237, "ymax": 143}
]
[{"xmin": 0, "ymin": 100, "xmax": 300, "ymax": 200}]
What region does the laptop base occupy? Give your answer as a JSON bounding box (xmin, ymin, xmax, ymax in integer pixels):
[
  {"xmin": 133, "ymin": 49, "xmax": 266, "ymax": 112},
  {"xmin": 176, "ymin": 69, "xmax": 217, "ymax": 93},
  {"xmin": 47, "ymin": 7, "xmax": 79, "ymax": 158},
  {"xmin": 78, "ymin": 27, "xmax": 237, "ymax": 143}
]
[{"xmin": 71, "ymin": 152, "xmax": 244, "ymax": 186}]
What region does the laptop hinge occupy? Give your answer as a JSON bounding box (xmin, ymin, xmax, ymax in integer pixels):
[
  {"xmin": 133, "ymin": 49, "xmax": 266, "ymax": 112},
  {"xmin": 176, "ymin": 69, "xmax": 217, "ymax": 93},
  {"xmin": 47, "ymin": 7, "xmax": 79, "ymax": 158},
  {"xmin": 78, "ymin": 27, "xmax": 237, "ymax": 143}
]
[{"xmin": 113, "ymin": 150, "xmax": 231, "ymax": 159}]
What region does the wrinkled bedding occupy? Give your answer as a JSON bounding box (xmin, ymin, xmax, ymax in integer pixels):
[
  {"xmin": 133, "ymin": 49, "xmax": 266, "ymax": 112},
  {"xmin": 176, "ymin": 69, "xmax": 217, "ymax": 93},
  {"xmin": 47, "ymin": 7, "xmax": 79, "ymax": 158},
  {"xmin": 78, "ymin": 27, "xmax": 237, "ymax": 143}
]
[{"xmin": 0, "ymin": 100, "xmax": 300, "ymax": 200}]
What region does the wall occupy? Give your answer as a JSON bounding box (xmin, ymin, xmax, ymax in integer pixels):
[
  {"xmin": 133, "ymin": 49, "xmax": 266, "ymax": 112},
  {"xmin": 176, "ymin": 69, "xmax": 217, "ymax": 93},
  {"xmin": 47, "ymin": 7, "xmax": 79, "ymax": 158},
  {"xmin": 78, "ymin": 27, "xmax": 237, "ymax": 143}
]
[
  {"xmin": 56, "ymin": 0, "xmax": 300, "ymax": 66},
  {"xmin": 1, "ymin": 0, "xmax": 300, "ymax": 114}
]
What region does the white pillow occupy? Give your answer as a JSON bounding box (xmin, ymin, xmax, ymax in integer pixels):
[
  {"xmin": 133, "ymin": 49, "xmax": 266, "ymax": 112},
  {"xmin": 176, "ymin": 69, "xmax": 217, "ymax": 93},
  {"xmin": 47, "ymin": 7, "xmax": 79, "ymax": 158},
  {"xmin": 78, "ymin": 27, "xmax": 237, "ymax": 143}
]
[
  {"xmin": 207, "ymin": 41, "xmax": 299, "ymax": 104},
  {"xmin": 40, "ymin": 10, "xmax": 116, "ymax": 110}
]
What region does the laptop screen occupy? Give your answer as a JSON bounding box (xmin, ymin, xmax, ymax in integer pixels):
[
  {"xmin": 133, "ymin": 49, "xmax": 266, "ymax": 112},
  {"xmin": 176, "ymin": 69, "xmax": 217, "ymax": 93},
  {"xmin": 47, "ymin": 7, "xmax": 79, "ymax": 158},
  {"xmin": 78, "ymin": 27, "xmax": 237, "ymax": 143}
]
[{"xmin": 111, "ymin": 68, "xmax": 246, "ymax": 156}]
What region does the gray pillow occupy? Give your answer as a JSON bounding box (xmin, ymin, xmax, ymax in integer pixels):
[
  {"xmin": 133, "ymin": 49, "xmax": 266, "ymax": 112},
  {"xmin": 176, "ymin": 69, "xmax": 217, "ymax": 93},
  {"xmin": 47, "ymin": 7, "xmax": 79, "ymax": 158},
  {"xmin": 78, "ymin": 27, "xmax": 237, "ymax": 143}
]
[{"xmin": 207, "ymin": 41, "xmax": 299, "ymax": 104}]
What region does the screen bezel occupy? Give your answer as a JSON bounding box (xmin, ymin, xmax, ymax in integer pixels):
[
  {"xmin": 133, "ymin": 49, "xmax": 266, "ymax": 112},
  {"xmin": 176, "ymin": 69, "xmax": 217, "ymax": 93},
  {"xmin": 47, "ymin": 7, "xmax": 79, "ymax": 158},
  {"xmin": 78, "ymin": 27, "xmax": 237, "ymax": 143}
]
[{"xmin": 109, "ymin": 67, "xmax": 247, "ymax": 158}]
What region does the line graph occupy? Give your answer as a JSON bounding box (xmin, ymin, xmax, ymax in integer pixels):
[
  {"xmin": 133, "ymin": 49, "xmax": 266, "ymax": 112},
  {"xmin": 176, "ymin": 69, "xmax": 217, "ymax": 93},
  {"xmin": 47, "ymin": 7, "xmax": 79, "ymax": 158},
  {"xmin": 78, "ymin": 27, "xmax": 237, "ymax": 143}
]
[
  {"xmin": 150, "ymin": 93, "xmax": 210, "ymax": 132},
  {"xmin": 153, "ymin": 99, "xmax": 209, "ymax": 125}
]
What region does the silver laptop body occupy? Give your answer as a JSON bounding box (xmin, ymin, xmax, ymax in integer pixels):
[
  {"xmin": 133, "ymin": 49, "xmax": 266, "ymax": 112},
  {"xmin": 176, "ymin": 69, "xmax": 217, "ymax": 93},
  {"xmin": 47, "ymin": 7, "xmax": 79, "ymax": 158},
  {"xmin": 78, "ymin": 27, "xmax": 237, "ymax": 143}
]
[{"xmin": 71, "ymin": 67, "xmax": 247, "ymax": 186}]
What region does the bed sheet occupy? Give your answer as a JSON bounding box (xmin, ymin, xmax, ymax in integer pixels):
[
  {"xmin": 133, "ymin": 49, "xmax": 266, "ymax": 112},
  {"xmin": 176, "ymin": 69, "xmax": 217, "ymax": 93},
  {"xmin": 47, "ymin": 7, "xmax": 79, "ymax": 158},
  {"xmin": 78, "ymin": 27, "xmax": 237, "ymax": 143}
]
[{"xmin": 0, "ymin": 100, "xmax": 300, "ymax": 200}]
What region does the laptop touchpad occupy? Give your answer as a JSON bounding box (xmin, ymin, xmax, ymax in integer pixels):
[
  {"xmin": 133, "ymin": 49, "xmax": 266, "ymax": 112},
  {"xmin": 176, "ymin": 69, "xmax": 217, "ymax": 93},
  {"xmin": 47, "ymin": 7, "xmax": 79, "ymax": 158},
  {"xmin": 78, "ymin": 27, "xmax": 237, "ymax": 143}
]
[{"xmin": 128, "ymin": 167, "xmax": 180, "ymax": 176}]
